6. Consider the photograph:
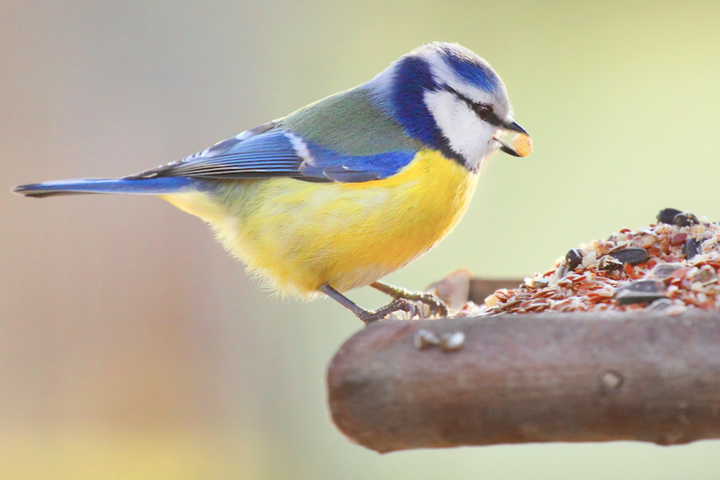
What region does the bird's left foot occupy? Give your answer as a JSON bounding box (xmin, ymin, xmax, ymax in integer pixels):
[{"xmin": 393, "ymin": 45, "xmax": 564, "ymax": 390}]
[
  {"xmin": 370, "ymin": 281, "xmax": 449, "ymax": 318},
  {"xmin": 356, "ymin": 298, "xmax": 417, "ymax": 324},
  {"xmin": 320, "ymin": 283, "xmax": 424, "ymax": 324}
]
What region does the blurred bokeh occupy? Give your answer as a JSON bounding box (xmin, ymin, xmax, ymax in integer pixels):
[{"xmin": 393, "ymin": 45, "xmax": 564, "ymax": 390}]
[{"xmin": 2, "ymin": 1, "xmax": 720, "ymax": 478}]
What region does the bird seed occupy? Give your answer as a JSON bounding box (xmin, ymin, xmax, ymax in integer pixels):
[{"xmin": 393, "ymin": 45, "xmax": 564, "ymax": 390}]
[{"xmin": 476, "ymin": 209, "xmax": 720, "ymax": 315}]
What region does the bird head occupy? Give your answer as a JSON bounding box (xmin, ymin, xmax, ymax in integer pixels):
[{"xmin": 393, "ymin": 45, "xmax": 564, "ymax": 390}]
[{"xmin": 369, "ymin": 42, "xmax": 528, "ymax": 170}]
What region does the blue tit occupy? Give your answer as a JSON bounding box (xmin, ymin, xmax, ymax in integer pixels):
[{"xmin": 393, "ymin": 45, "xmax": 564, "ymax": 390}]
[{"xmin": 13, "ymin": 42, "xmax": 530, "ymax": 323}]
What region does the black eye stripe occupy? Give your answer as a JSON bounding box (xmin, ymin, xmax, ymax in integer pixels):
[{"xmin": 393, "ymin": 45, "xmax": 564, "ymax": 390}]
[
  {"xmin": 472, "ymin": 103, "xmax": 493, "ymax": 120},
  {"xmin": 442, "ymin": 85, "xmax": 503, "ymax": 126}
]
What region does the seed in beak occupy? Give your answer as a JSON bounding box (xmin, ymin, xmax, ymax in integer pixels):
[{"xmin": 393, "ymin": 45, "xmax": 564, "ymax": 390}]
[{"xmin": 511, "ymin": 133, "xmax": 533, "ymax": 157}]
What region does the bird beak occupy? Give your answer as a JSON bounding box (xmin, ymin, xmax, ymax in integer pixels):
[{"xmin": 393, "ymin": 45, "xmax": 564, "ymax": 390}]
[
  {"xmin": 504, "ymin": 121, "xmax": 528, "ymax": 135},
  {"xmin": 497, "ymin": 120, "xmax": 530, "ymax": 157}
]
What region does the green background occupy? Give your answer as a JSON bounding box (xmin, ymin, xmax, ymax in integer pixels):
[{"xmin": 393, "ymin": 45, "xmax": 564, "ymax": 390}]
[{"xmin": 2, "ymin": 1, "xmax": 719, "ymax": 478}]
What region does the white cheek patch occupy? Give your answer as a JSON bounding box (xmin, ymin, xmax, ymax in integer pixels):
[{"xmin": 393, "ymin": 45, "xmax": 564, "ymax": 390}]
[{"xmin": 424, "ymin": 90, "xmax": 499, "ymax": 168}]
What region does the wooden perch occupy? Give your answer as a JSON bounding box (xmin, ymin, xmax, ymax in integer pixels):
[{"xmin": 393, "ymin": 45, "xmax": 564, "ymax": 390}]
[{"xmin": 327, "ymin": 311, "xmax": 720, "ymax": 453}]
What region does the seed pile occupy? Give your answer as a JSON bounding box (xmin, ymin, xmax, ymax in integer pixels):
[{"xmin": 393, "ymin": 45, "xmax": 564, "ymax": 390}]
[{"xmin": 480, "ymin": 208, "xmax": 720, "ymax": 316}]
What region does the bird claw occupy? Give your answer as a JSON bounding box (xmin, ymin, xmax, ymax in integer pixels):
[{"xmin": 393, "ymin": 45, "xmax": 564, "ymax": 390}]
[
  {"xmin": 388, "ymin": 291, "xmax": 448, "ymax": 318},
  {"xmin": 411, "ymin": 292, "xmax": 449, "ymax": 318},
  {"xmin": 358, "ymin": 299, "xmax": 417, "ymax": 324},
  {"xmin": 370, "ymin": 281, "xmax": 449, "ymax": 318}
]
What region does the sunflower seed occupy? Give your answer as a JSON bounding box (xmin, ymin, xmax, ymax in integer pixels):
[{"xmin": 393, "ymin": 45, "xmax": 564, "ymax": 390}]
[
  {"xmin": 683, "ymin": 238, "xmax": 703, "ymax": 260},
  {"xmin": 615, "ymin": 280, "xmax": 666, "ymax": 305},
  {"xmin": 609, "ymin": 247, "xmax": 648, "ymax": 266},
  {"xmin": 657, "ymin": 208, "xmax": 683, "ymax": 225},
  {"xmin": 565, "ymin": 248, "xmax": 585, "ymax": 271},
  {"xmin": 674, "ymin": 212, "xmax": 699, "ymax": 227}
]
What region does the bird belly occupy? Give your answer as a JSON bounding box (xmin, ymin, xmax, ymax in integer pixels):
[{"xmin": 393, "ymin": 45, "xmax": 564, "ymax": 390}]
[{"xmin": 162, "ymin": 149, "xmax": 479, "ymax": 297}]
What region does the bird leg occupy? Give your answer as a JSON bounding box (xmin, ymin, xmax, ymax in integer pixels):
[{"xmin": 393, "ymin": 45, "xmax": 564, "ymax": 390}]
[
  {"xmin": 320, "ymin": 284, "xmax": 417, "ymax": 324},
  {"xmin": 370, "ymin": 281, "xmax": 449, "ymax": 317}
]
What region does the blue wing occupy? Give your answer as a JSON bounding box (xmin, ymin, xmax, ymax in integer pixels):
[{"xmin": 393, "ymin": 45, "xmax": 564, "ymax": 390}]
[
  {"xmin": 127, "ymin": 121, "xmax": 418, "ymax": 183},
  {"xmin": 13, "ymin": 120, "xmax": 419, "ymax": 198}
]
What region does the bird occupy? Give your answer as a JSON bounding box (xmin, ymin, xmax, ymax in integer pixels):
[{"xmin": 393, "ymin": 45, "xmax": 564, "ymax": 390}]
[{"xmin": 13, "ymin": 42, "xmax": 530, "ymax": 324}]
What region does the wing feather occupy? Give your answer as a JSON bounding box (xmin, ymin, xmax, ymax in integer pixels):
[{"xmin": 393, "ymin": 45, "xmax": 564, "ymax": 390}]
[{"xmin": 125, "ymin": 87, "xmax": 423, "ymax": 183}]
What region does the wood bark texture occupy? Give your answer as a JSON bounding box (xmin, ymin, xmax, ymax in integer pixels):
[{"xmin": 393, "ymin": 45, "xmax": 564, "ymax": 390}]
[{"xmin": 327, "ymin": 311, "xmax": 720, "ymax": 453}]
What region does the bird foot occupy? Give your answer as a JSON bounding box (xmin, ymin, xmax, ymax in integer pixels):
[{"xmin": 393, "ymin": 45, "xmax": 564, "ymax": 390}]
[
  {"xmin": 357, "ymin": 298, "xmax": 417, "ymax": 324},
  {"xmin": 400, "ymin": 291, "xmax": 449, "ymax": 318},
  {"xmin": 370, "ymin": 282, "xmax": 449, "ymax": 318}
]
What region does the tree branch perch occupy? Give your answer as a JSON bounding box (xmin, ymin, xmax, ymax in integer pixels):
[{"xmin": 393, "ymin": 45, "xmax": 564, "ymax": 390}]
[{"xmin": 327, "ymin": 311, "xmax": 720, "ymax": 453}]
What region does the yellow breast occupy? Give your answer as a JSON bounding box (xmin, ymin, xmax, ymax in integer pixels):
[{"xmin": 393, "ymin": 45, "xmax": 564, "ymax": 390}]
[{"xmin": 161, "ymin": 149, "xmax": 479, "ymax": 297}]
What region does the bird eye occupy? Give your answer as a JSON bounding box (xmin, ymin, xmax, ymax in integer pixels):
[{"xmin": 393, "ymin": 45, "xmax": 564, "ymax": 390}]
[{"xmin": 473, "ymin": 103, "xmax": 493, "ymax": 120}]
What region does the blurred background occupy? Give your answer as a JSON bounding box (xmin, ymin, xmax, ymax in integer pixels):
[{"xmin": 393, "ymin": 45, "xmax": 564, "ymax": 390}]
[{"xmin": 2, "ymin": 0, "xmax": 720, "ymax": 478}]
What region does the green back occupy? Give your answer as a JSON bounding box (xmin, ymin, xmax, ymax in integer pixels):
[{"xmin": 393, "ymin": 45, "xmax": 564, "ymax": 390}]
[{"xmin": 279, "ymin": 86, "xmax": 423, "ymax": 156}]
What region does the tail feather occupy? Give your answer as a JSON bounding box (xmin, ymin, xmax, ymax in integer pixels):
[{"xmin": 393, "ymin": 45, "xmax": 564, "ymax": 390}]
[{"xmin": 12, "ymin": 177, "xmax": 204, "ymax": 198}]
